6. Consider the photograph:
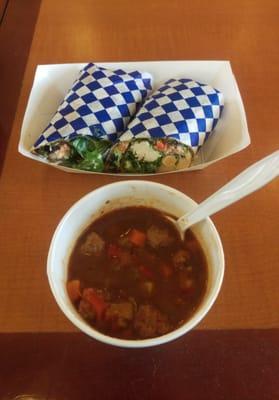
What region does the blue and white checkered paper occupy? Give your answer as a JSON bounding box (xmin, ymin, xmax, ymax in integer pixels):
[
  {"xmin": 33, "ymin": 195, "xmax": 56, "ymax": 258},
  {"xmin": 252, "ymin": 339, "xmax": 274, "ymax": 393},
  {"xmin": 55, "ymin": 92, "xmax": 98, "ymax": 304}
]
[
  {"xmin": 33, "ymin": 63, "xmax": 153, "ymax": 148},
  {"xmin": 120, "ymin": 79, "xmax": 224, "ymax": 153}
]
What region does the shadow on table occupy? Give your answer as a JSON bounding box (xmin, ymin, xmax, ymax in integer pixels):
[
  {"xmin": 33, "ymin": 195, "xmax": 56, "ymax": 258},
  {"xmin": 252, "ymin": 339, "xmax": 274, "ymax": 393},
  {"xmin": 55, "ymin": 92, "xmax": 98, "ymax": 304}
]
[
  {"xmin": 0, "ymin": 330, "xmax": 278, "ymax": 400},
  {"xmin": 0, "ymin": 0, "xmax": 41, "ymax": 175}
]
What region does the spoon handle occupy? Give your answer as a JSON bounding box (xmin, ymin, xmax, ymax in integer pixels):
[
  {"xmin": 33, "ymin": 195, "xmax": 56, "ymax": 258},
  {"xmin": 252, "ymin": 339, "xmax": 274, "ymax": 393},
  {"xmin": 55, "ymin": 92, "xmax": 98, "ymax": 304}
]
[{"xmin": 177, "ymin": 150, "xmax": 279, "ymax": 231}]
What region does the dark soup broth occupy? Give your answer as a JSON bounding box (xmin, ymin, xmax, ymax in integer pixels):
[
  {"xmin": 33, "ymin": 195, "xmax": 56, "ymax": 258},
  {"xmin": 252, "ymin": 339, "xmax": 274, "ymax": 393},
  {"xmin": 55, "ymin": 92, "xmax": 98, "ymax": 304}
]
[{"xmin": 68, "ymin": 206, "xmax": 208, "ymax": 340}]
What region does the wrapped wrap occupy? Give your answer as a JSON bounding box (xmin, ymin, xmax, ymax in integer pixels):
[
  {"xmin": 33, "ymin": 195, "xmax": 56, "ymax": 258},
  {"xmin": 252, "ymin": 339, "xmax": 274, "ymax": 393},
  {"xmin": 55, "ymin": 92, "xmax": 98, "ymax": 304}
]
[
  {"xmin": 105, "ymin": 78, "xmax": 224, "ymax": 172},
  {"xmin": 32, "ymin": 63, "xmax": 153, "ymax": 149}
]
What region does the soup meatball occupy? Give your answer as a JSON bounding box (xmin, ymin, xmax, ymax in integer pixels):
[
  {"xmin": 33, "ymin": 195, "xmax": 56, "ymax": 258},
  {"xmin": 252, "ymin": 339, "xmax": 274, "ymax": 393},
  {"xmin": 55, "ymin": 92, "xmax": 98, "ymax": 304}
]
[{"xmin": 67, "ymin": 206, "xmax": 207, "ymax": 340}]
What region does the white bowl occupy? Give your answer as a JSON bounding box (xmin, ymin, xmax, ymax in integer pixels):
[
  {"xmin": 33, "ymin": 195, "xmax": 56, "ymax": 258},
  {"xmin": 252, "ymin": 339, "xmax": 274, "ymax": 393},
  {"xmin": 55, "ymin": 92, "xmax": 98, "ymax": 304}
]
[{"xmin": 47, "ymin": 181, "xmax": 224, "ymax": 348}]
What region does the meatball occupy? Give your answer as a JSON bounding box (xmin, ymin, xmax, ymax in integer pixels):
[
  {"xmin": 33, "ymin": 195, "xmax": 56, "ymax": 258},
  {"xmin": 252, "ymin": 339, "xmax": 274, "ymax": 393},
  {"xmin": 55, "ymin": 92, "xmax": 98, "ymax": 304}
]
[
  {"xmin": 78, "ymin": 298, "xmax": 96, "ymax": 321},
  {"xmin": 134, "ymin": 305, "xmax": 171, "ymax": 338},
  {"xmin": 105, "ymin": 302, "xmax": 134, "ymax": 329},
  {"xmin": 173, "ymin": 249, "xmax": 190, "ymax": 268},
  {"xmin": 80, "ymin": 231, "xmax": 105, "ymax": 256},
  {"xmin": 146, "ymin": 225, "xmax": 174, "ymax": 248}
]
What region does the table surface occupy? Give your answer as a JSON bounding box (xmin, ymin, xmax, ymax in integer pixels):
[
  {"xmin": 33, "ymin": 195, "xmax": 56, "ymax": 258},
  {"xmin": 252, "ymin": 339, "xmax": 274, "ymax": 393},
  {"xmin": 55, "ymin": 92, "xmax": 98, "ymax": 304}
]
[{"xmin": 0, "ymin": 0, "xmax": 278, "ymax": 398}]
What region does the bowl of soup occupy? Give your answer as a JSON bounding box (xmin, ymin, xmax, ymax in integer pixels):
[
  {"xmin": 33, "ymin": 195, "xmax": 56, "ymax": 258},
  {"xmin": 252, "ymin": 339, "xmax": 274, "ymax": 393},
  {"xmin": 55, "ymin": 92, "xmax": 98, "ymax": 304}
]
[{"xmin": 47, "ymin": 181, "xmax": 224, "ymax": 347}]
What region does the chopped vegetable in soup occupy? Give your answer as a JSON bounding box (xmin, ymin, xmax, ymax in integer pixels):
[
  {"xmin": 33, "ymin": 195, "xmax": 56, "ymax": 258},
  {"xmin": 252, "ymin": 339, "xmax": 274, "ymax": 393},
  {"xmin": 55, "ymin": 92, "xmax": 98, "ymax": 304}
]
[{"xmin": 68, "ymin": 206, "xmax": 208, "ymax": 340}]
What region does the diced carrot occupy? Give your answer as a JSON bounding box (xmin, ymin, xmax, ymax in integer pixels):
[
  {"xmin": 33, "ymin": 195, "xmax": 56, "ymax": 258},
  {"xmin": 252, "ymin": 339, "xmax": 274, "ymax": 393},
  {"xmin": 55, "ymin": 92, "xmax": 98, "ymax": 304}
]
[
  {"xmin": 138, "ymin": 265, "xmax": 154, "ymax": 280},
  {"xmin": 160, "ymin": 264, "xmax": 173, "ymax": 279},
  {"xmin": 67, "ymin": 280, "xmax": 81, "ymax": 302},
  {"xmin": 83, "ymin": 288, "xmax": 107, "ymax": 320},
  {"xmin": 128, "ymin": 229, "xmax": 146, "ymax": 247},
  {"xmin": 107, "ymin": 243, "xmax": 121, "ymax": 258}
]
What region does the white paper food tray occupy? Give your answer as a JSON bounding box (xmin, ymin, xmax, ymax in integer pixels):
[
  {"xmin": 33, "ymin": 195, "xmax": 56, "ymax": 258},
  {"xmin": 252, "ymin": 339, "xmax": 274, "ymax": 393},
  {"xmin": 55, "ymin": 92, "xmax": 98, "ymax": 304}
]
[{"xmin": 18, "ymin": 61, "xmax": 250, "ymax": 175}]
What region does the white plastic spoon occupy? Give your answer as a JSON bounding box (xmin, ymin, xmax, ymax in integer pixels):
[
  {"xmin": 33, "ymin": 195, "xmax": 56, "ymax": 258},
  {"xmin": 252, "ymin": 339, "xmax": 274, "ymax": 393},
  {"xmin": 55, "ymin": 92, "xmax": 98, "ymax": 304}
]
[{"xmin": 172, "ymin": 150, "xmax": 279, "ymax": 237}]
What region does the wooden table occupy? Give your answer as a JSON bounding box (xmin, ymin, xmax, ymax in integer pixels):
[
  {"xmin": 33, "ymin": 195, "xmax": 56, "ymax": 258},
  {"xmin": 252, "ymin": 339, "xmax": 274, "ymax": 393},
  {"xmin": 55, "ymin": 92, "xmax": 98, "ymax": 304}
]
[{"xmin": 0, "ymin": 0, "xmax": 278, "ymax": 398}]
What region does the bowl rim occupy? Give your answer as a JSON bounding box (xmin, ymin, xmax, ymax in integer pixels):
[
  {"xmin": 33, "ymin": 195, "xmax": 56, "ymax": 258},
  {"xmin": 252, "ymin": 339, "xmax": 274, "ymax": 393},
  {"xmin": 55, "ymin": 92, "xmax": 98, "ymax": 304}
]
[{"xmin": 47, "ymin": 180, "xmax": 225, "ymax": 348}]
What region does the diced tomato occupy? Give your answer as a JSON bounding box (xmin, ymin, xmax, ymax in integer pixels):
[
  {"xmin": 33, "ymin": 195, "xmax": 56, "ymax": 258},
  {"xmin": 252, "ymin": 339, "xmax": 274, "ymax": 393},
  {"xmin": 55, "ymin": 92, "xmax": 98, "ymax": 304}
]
[
  {"xmin": 155, "ymin": 140, "xmax": 167, "ymax": 151},
  {"xmin": 160, "ymin": 264, "xmax": 173, "ymax": 279},
  {"xmin": 138, "ymin": 265, "xmax": 154, "ymax": 280},
  {"xmin": 128, "ymin": 229, "xmax": 146, "ymax": 247},
  {"xmin": 67, "ymin": 280, "xmax": 81, "ymax": 302},
  {"xmin": 107, "ymin": 243, "xmax": 122, "ymax": 258},
  {"xmin": 83, "ymin": 288, "xmax": 107, "ymax": 320}
]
